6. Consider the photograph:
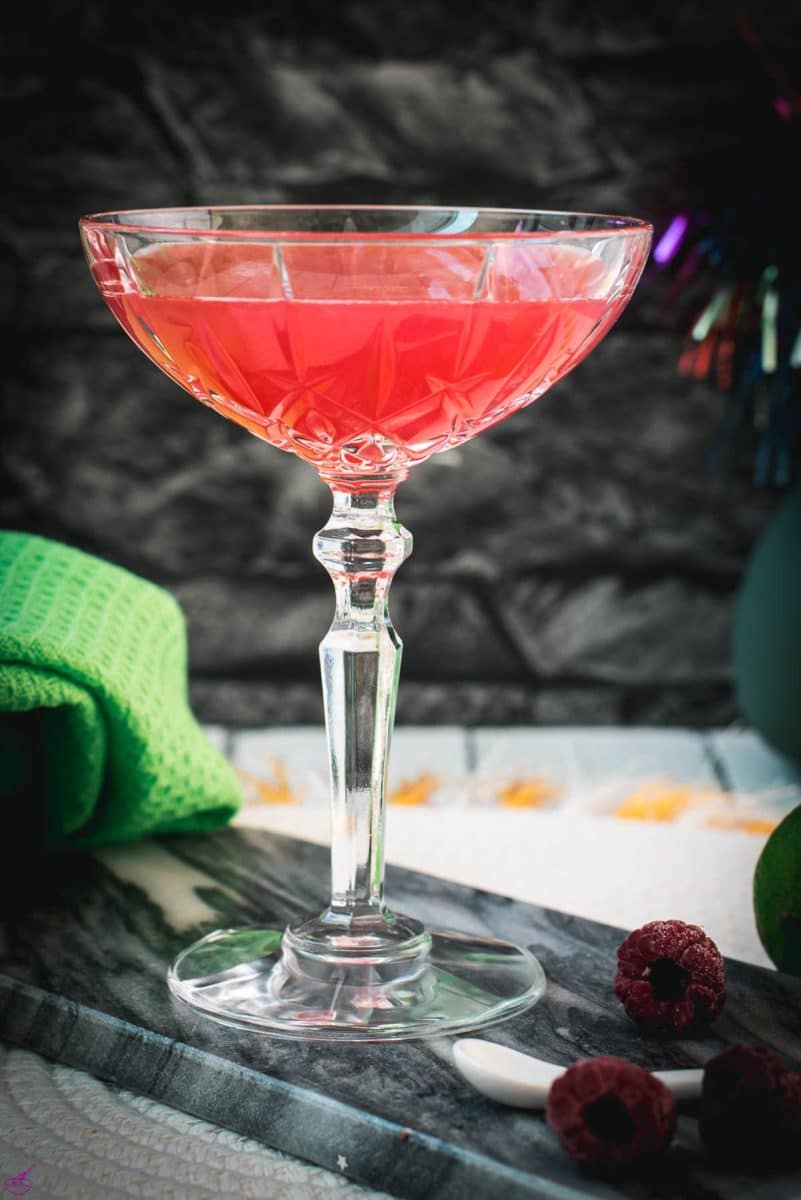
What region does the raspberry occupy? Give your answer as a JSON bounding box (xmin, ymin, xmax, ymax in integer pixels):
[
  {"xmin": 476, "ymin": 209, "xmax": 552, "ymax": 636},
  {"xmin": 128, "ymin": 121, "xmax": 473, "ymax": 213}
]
[
  {"xmin": 614, "ymin": 920, "xmax": 726, "ymax": 1034},
  {"xmin": 546, "ymin": 1056, "xmax": 676, "ymax": 1173},
  {"xmin": 700, "ymin": 1045, "xmax": 801, "ymax": 1170}
]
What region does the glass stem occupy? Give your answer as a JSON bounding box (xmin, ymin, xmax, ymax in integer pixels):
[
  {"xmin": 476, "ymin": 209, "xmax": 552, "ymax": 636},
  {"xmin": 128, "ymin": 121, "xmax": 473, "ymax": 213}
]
[{"xmin": 314, "ymin": 479, "xmax": 412, "ymax": 927}]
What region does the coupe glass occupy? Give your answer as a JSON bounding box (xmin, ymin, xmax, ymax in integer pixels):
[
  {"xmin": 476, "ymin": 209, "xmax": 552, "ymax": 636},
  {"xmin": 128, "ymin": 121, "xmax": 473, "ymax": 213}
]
[{"xmin": 79, "ymin": 206, "xmax": 651, "ymax": 1040}]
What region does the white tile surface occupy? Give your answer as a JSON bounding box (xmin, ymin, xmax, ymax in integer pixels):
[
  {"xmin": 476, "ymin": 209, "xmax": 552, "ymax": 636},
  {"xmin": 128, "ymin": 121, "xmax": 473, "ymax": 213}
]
[
  {"xmin": 710, "ymin": 728, "xmax": 801, "ymax": 806},
  {"xmin": 232, "ymin": 726, "xmax": 329, "ymax": 806},
  {"xmin": 388, "ymin": 726, "xmax": 469, "ymax": 805},
  {"xmin": 473, "ymin": 726, "xmax": 720, "ymax": 816},
  {"xmin": 230, "ymin": 725, "xmax": 469, "ymax": 808}
]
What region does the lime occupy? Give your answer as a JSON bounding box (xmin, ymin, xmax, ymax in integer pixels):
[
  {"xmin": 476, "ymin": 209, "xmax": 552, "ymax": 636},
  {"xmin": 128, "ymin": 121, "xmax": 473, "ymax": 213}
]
[{"xmin": 754, "ymin": 805, "xmax": 801, "ymax": 975}]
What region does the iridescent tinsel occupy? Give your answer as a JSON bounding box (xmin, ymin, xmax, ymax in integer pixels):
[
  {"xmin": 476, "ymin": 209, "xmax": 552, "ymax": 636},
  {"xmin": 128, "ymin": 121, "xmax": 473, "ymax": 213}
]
[
  {"xmin": 655, "ymin": 220, "xmax": 800, "ymax": 487},
  {"xmin": 653, "ymin": 19, "xmax": 801, "ymax": 486}
]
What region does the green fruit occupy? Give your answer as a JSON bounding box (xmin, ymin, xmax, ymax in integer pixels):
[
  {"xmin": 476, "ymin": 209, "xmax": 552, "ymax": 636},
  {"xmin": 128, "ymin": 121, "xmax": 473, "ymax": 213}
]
[{"xmin": 754, "ymin": 805, "xmax": 801, "ymax": 975}]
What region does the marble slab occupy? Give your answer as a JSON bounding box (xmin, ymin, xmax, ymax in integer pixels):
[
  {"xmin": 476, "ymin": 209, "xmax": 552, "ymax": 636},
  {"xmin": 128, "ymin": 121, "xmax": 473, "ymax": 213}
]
[{"xmin": 2, "ymin": 828, "xmax": 801, "ymax": 1199}]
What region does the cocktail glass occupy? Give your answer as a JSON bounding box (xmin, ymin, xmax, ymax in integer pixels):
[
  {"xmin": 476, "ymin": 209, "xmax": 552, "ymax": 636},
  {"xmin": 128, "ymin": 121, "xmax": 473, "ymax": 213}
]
[{"xmin": 79, "ymin": 206, "xmax": 651, "ymax": 1040}]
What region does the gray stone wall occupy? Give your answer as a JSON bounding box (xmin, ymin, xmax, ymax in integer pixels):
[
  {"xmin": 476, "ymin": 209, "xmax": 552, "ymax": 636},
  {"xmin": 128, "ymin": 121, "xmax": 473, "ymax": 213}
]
[{"xmin": 2, "ymin": 1, "xmax": 787, "ymax": 726}]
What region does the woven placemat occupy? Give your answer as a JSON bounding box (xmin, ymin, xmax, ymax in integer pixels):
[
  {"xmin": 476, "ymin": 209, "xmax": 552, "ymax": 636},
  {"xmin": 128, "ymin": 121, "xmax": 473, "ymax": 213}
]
[{"xmin": 0, "ymin": 1044, "xmax": 390, "ymax": 1200}]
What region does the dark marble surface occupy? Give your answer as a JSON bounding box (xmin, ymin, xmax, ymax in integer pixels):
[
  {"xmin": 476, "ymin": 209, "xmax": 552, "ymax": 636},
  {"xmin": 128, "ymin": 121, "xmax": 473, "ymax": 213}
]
[
  {"xmin": 2, "ymin": 828, "xmax": 800, "ymax": 1199},
  {"xmin": 1, "ymin": 1, "xmax": 788, "ymax": 728}
]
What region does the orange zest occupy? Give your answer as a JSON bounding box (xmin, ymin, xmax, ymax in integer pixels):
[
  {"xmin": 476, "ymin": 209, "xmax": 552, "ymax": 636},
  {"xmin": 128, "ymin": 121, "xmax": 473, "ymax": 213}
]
[
  {"xmin": 237, "ymin": 755, "xmax": 304, "ymax": 805},
  {"xmin": 499, "ymin": 777, "xmax": 561, "ymax": 808},
  {"xmin": 615, "ymin": 781, "xmax": 723, "ymax": 823},
  {"xmin": 390, "ymin": 773, "xmax": 440, "ymax": 806}
]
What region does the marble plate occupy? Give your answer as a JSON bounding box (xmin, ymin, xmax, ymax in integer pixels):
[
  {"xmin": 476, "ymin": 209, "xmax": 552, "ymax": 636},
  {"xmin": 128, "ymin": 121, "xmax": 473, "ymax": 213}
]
[{"xmin": 2, "ymin": 828, "xmax": 800, "ymax": 1199}]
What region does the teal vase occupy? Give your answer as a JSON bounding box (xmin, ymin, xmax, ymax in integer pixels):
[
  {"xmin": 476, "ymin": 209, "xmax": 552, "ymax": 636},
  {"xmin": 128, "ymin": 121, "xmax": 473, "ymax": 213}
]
[{"xmin": 734, "ymin": 484, "xmax": 801, "ymax": 764}]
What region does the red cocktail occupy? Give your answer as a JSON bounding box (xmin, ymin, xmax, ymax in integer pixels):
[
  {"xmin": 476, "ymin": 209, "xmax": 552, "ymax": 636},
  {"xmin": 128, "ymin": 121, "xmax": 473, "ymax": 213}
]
[
  {"xmin": 80, "ymin": 207, "xmax": 651, "ymax": 1039},
  {"xmin": 86, "ymin": 230, "xmax": 643, "ymax": 478}
]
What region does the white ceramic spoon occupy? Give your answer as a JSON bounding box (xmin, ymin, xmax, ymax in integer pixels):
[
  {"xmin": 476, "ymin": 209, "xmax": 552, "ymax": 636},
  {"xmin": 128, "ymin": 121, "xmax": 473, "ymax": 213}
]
[{"xmin": 453, "ymin": 1039, "xmax": 703, "ymax": 1108}]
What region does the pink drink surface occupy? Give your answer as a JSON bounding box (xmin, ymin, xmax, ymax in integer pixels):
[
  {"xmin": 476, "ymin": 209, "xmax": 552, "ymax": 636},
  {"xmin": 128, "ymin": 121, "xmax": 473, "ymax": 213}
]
[{"xmin": 94, "ymin": 238, "xmax": 631, "ymax": 474}]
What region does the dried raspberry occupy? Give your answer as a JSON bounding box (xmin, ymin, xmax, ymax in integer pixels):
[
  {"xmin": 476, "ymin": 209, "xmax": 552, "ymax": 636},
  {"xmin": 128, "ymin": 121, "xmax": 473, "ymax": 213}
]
[
  {"xmin": 700, "ymin": 1045, "xmax": 801, "ymax": 1170},
  {"xmin": 614, "ymin": 920, "xmax": 725, "ymax": 1034},
  {"xmin": 546, "ymin": 1056, "xmax": 676, "ymax": 1173}
]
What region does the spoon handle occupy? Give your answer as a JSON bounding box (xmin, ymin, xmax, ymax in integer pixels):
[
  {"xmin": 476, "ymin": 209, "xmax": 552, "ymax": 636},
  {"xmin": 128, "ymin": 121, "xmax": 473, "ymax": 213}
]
[{"xmin": 653, "ymin": 1068, "xmax": 703, "ymax": 1100}]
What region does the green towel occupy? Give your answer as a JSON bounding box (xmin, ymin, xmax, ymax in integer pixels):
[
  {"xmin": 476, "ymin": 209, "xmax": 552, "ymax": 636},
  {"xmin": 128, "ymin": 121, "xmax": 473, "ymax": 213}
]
[{"xmin": 0, "ymin": 531, "xmax": 242, "ymax": 847}]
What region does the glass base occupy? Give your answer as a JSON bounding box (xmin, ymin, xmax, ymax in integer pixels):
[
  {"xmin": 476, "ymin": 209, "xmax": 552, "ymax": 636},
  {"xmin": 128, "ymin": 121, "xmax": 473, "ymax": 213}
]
[{"xmin": 168, "ymin": 916, "xmax": 546, "ymax": 1041}]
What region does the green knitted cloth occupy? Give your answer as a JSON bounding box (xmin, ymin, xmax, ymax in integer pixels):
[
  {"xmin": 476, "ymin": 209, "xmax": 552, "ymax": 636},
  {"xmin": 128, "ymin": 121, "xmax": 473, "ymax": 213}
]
[{"xmin": 0, "ymin": 532, "xmax": 242, "ymax": 847}]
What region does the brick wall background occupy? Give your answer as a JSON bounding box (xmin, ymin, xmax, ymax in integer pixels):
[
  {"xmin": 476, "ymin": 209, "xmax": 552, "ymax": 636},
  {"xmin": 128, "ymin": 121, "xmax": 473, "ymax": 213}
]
[{"xmin": 2, "ymin": 1, "xmax": 793, "ymax": 726}]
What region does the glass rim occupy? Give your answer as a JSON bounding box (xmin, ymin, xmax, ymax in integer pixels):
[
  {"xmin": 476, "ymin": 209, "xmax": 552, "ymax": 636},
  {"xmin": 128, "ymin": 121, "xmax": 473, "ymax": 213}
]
[{"xmin": 78, "ymin": 203, "xmax": 652, "ymax": 241}]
